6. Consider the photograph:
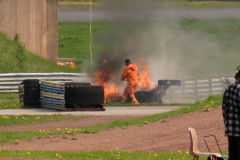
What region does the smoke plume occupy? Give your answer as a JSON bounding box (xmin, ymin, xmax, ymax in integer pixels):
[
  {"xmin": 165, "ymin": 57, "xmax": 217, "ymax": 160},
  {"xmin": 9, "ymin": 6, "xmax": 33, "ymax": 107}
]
[{"xmin": 89, "ymin": 0, "xmax": 239, "ymax": 86}]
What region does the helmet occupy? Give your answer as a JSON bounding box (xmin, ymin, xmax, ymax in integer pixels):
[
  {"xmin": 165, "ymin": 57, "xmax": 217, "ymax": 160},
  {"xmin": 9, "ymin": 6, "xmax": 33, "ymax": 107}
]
[{"xmin": 124, "ymin": 59, "xmax": 131, "ymax": 65}]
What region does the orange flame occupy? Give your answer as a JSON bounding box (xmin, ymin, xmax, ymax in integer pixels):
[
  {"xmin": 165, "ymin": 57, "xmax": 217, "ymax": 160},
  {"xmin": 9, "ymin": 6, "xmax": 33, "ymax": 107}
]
[
  {"xmin": 95, "ymin": 57, "xmax": 155, "ymax": 103},
  {"xmin": 136, "ymin": 56, "xmax": 155, "ymax": 91},
  {"xmin": 94, "ymin": 60, "xmax": 119, "ymax": 102}
]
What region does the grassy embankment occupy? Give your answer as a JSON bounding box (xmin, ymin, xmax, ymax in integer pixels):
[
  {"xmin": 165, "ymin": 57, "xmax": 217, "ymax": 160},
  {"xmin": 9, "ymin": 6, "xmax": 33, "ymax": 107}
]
[{"xmin": 0, "ymin": 32, "xmax": 75, "ymax": 73}]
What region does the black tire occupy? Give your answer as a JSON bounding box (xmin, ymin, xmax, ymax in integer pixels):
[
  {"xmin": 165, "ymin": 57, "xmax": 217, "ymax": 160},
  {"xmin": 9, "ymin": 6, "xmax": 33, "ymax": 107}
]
[
  {"xmin": 65, "ymin": 82, "xmax": 91, "ymax": 88},
  {"xmin": 21, "ymin": 92, "xmax": 40, "ymax": 97},
  {"xmin": 65, "ymin": 85, "xmax": 104, "ymax": 107},
  {"xmin": 23, "ymin": 103, "xmax": 41, "ymax": 108},
  {"xmin": 21, "ymin": 79, "xmax": 39, "ymax": 85},
  {"xmin": 135, "ymin": 91, "xmax": 151, "ymax": 103},
  {"xmin": 23, "ymin": 84, "xmax": 40, "ymax": 88},
  {"xmin": 20, "ymin": 95, "xmax": 40, "ymax": 100},
  {"xmin": 22, "ymin": 88, "xmax": 40, "ymax": 93},
  {"xmin": 96, "ymin": 86, "xmax": 104, "ymax": 104}
]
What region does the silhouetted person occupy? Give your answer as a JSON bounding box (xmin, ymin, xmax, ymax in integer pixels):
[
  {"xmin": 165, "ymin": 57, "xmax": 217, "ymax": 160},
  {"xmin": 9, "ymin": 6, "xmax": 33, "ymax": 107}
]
[{"xmin": 222, "ymin": 65, "xmax": 240, "ymax": 160}]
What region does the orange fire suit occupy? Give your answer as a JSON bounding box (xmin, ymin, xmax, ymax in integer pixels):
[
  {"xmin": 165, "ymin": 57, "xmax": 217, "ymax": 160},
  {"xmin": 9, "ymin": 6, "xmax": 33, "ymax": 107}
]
[{"xmin": 121, "ymin": 64, "xmax": 139, "ymax": 104}]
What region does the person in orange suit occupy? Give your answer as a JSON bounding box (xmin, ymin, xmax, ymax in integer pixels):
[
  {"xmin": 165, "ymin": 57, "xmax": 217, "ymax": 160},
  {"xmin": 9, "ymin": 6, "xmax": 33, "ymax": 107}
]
[{"xmin": 121, "ymin": 59, "xmax": 139, "ymax": 104}]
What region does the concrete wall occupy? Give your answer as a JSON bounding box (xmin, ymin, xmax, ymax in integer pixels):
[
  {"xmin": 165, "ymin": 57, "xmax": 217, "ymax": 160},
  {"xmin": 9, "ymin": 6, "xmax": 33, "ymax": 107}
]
[{"xmin": 0, "ymin": 0, "xmax": 58, "ymax": 62}]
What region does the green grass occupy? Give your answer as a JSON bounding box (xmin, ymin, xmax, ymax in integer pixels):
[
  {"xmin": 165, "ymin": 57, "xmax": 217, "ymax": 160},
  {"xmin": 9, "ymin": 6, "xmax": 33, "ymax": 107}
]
[
  {"xmin": 0, "ymin": 150, "xmax": 197, "ymax": 160},
  {"xmin": 58, "ymin": 0, "xmax": 240, "ymax": 9},
  {"xmin": 0, "ymin": 93, "xmax": 19, "ymax": 99},
  {"xmin": 58, "ymin": 0, "xmax": 100, "ymax": 2},
  {"xmin": 0, "ymin": 32, "xmax": 77, "ymax": 73},
  {"xmin": 0, "ymin": 93, "xmax": 22, "ymax": 109},
  {"xmin": 0, "ymin": 114, "xmax": 89, "ymax": 126},
  {"xmin": 0, "ymin": 100, "xmax": 22, "ymax": 109},
  {"xmin": 58, "ymin": 21, "xmax": 108, "ymax": 71},
  {"xmin": 58, "ymin": 4, "xmax": 100, "ymax": 8},
  {"xmin": 176, "ymin": 1, "xmax": 240, "ymax": 8},
  {"xmin": 0, "ymin": 95, "xmax": 222, "ymax": 145}
]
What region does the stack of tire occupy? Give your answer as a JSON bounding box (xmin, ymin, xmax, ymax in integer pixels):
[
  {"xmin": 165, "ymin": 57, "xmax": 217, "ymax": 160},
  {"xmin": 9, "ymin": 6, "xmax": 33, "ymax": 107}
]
[
  {"xmin": 65, "ymin": 82, "xmax": 104, "ymax": 108},
  {"xmin": 40, "ymin": 81, "xmax": 104, "ymax": 110},
  {"xmin": 40, "ymin": 81, "xmax": 66, "ymax": 110},
  {"xmin": 19, "ymin": 79, "xmax": 41, "ymax": 107}
]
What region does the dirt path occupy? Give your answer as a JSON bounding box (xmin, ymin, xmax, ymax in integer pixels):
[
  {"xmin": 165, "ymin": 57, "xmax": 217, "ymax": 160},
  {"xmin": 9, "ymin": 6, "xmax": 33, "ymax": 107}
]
[{"xmin": 0, "ymin": 106, "xmax": 228, "ymax": 153}]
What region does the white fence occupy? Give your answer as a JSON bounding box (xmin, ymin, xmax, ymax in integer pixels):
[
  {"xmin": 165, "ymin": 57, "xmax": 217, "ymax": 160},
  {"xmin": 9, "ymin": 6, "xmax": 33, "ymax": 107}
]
[
  {"xmin": 163, "ymin": 77, "xmax": 234, "ymax": 103},
  {"xmin": 0, "ymin": 73, "xmax": 235, "ymax": 103},
  {"xmin": 0, "ymin": 73, "xmax": 90, "ymax": 93}
]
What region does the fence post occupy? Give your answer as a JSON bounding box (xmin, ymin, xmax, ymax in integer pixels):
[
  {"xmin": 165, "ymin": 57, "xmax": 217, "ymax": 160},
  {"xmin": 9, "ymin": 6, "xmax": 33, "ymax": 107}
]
[
  {"xmin": 182, "ymin": 80, "xmax": 185, "ymax": 101},
  {"xmin": 195, "ymin": 79, "xmax": 198, "ymax": 100},
  {"xmin": 209, "ymin": 78, "xmax": 212, "ymax": 96}
]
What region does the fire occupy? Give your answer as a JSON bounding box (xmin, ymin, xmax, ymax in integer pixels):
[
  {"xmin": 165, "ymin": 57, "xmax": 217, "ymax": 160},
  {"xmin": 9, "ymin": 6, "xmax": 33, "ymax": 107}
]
[
  {"xmin": 136, "ymin": 56, "xmax": 155, "ymax": 91},
  {"xmin": 95, "ymin": 57, "xmax": 155, "ymax": 103},
  {"xmin": 94, "ymin": 60, "xmax": 119, "ymax": 103}
]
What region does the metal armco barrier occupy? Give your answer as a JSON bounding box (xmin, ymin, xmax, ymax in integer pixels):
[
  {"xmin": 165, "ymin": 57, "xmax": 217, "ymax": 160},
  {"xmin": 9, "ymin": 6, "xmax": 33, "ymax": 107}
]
[
  {"xmin": 0, "ymin": 73, "xmax": 90, "ymax": 93},
  {"xmin": 163, "ymin": 77, "xmax": 235, "ymax": 103}
]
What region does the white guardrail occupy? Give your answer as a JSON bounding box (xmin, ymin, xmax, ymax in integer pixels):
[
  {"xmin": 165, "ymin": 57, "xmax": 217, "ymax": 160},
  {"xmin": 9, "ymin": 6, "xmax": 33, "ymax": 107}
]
[
  {"xmin": 163, "ymin": 77, "xmax": 235, "ymax": 103},
  {"xmin": 0, "ymin": 73, "xmax": 91, "ymax": 93},
  {"xmin": 0, "ymin": 73, "xmax": 235, "ymax": 103}
]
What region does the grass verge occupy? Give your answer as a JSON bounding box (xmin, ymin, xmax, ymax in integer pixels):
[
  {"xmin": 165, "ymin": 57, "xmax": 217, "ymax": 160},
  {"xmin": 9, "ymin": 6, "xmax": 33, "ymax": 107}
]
[
  {"xmin": 0, "ymin": 114, "xmax": 89, "ymax": 126},
  {"xmin": 0, "ymin": 150, "xmax": 205, "ymax": 160},
  {"xmin": 0, "ymin": 93, "xmax": 22, "ymax": 109}
]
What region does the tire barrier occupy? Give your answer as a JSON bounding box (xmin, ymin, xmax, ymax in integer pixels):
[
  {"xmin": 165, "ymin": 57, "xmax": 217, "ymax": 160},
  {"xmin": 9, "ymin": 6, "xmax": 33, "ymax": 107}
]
[
  {"xmin": 40, "ymin": 81, "xmax": 104, "ymax": 111},
  {"xmin": 18, "ymin": 80, "xmax": 105, "ymax": 111},
  {"xmin": 18, "ymin": 79, "xmax": 41, "ymax": 108},
  {"xmin": 65, "ymin": 85, "xmax": 104, "ymax": 108}
]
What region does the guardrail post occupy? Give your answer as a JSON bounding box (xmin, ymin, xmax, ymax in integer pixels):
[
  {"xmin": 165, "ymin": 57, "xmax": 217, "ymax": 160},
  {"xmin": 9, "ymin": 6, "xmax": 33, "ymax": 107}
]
[
  {"xmin": 195, "ymin": 79, "xmax": 198, "ymax": 100},
  {"xmin": 209, "ymin": 78, "xmax": 213, "ymax": 96},
  {"xmin": 181, "ymin": 80, "xmax": 185, "ymax": 101}
]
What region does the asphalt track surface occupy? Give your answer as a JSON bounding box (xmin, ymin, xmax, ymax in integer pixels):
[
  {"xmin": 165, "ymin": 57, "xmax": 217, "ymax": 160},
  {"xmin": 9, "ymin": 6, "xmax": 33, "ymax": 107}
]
[
  {"xmin": 58, "ymin": 8, "xmax": 240, "ymax": 22},
  {"xmin": 0, "ymin": 106, "xmax": 182, "ymax": 116}
]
